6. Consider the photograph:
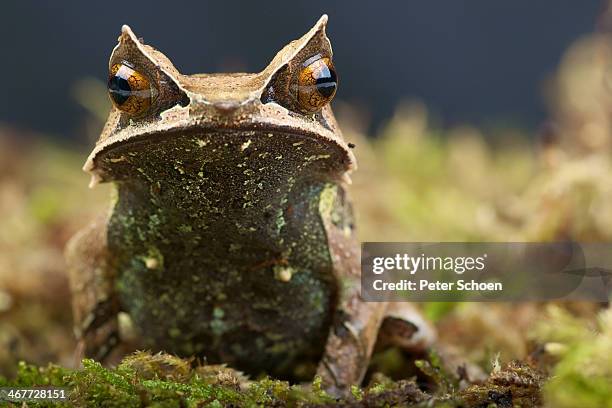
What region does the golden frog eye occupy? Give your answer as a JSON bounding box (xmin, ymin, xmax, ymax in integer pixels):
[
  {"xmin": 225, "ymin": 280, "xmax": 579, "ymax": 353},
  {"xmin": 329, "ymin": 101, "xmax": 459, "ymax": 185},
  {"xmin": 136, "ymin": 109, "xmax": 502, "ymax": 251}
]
[
  {"xmin": 108, "ymin": 62, "xmax": 155, "ymax": 115},
  {"xmin": 297, "ymin": 55, "xmax": 337, "ymax": 113}
]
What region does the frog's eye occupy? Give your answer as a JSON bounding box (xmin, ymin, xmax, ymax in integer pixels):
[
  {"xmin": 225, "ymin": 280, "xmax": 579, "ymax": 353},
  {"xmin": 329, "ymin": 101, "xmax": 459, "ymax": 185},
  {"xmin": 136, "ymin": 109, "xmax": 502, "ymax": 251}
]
[
  {"xmin": 108, "ymin": 62, "xmax": 157, "ymax": 115},
  {"xmin": 297, "ymin": 55, "xmax": 337, "ymax": 113}
]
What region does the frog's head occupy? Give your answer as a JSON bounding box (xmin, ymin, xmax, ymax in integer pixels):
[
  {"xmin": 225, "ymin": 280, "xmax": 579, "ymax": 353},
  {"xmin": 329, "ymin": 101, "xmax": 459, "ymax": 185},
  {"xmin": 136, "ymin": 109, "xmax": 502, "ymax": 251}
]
[{"xmin": 84, "ymin": 15, "xmax": 355, "ymax": 187}]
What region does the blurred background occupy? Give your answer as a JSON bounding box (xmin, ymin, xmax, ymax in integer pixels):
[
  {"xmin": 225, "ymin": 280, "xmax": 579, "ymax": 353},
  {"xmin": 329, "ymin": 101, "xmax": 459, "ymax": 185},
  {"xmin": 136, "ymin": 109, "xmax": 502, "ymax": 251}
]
[{"xmin": 1, "ymin": 2, "xmax": 611, "ymax": 406}]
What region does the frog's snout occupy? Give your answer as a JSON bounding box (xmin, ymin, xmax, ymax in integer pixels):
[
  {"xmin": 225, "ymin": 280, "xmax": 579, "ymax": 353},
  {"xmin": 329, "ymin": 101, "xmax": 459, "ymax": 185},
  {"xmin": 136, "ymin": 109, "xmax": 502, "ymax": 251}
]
[
  {"xmin": 189, "ymin": 97, "xmax": 259, "ymax": 118},
  {"xmin": 213, "ymin": 100, "xmax": 241, "ymax": 115}
]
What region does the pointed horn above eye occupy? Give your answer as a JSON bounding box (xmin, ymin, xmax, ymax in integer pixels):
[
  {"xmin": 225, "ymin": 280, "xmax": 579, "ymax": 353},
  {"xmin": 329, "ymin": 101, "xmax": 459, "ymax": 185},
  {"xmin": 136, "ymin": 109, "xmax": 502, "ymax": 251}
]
[
  {"xmin": 112, "ymin": 24, "xmax": 174, "ymax": 71},
  {"xmin": 104, "ymin": 24, "xmax": 189, "ymax": 120},
  {"xmin": 117, "ymin": 24, "xmax": 142, "ymax": 48},
  {"xmin": 109, "ymin": 24, "xmax": 186, "ymax": 92},
  {"xmin": 110, "ymin": 24, "xmax": 147, "ymax": 64},
  {"xmin": 119, "ymin": 24, "xmax": 147, "ymax": 46},
  {"xmin": 257, "ymin": 14, "xmax": 333, "ymax": 93},
  {"xmin": 121, "ymin": 24, "xmax": 134, "ymax": 37},
  {"xmin": 294, "ymin": 14, "xmax": 330, "ymax": 55},
  {"xmin": 314, "ymin": 14, "xmax": 328, "ymax": 30}
]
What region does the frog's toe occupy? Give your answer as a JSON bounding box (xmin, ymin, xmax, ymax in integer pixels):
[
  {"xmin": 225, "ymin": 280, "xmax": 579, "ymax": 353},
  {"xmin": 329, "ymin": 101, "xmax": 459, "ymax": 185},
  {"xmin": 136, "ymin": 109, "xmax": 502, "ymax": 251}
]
[{"xmin": 377, "ymin": 303, "xmax": 436, "ymax": 352}]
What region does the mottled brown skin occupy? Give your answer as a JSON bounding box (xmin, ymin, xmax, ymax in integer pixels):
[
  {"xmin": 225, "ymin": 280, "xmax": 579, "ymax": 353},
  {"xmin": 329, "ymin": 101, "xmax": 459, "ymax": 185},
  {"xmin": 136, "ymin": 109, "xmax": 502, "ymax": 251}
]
[{"xmin": 67, "ymin": 16, "xmax": 433, "ymax": 396}]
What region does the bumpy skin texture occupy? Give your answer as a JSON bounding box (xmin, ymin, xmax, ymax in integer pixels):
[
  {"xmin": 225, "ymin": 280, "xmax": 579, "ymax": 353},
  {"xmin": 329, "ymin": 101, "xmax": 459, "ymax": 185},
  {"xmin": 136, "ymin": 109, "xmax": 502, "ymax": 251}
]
[
  {"xmin": 67, "ymin": 16, "xmax": 433, "ymax": 396},
  {"xmin": 105, "ymin": 130, "xmax": 348, "ymax": 376}
]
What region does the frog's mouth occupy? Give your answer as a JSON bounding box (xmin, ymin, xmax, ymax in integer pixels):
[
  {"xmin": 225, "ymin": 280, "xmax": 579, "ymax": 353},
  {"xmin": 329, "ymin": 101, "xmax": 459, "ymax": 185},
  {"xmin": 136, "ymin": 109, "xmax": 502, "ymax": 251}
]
[{"xmin": 84, "ymin": 123, "xmax": 355, "ymax": 187}]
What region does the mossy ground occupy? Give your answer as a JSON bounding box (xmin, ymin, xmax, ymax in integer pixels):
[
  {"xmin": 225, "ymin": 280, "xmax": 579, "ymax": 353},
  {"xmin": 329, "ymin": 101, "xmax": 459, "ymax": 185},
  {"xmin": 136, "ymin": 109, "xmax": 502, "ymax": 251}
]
[{"xmin": 0, "ymin": 350, "xmax": 547, "ymax": 407}]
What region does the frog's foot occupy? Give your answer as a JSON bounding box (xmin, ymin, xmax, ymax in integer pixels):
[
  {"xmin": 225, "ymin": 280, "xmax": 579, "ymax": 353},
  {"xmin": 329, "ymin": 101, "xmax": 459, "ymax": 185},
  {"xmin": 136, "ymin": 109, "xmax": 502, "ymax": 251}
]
[
  {"xmin": 376, "ymin": 302, "xmax": 436, "ymax": 353},
  {"xmin": 316, "ymin": 294, "xmax": 387, "ymax": 397},
  {"xmin": 74, "ymin": 310, "xmax": 121, "ymax": 365},
  {"xmin": 316, "ymin": 301, "xmax": 436, "ymax": 397},
  {"xmin": 73, "ymin": 307, "xmax": 140, "ymax": 366}
]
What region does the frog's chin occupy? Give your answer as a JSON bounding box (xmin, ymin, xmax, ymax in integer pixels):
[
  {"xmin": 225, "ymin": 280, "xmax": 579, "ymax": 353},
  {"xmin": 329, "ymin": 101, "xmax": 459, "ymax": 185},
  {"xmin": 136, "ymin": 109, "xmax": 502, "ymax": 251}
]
[{"xmin": 84, "ymin": 125, "xmax": 355, "ymax": 188}]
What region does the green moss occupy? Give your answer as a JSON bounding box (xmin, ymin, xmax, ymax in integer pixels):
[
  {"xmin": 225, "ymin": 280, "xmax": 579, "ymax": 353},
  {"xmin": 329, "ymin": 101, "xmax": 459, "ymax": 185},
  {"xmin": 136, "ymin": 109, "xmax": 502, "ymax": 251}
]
[
  {"xmin": 459, "ymin": 360, "xmax": 544, "ymax": 407},
  {"xmin": 0, "ymin": 351, "xmax": 520, "ymax": 407},
  {"xmin": 0, "ymin": 361, "xmax": 72, "ymax": 407},
  {"xmin": 535, "ymin": 307, "xmax": 612, "ymax": 408},
  {"xmin": 4, "ymin": 360, "xmax": 69, "ymax": 387},
  {"xmin": 0, "ymin": 354, "xmax": 246, "ymax": 407}
]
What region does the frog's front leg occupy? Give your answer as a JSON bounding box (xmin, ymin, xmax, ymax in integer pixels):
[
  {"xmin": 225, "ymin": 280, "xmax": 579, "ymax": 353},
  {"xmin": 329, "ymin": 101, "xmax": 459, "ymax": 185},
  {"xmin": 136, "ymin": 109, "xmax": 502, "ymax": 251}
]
[
  {"xmin": 316, "ymin": 185, "xmax": 435, "ymax": 395},
  {"xmin": 314, "ymin": 185, "xmax": 385, "ymax": 395},
  {"xmin": 66, "ymin": 217, "xmax": 125, "ymax": 364},
  {"xmin": 317, "ymin": 294, "xmax": 436, "ymax": 396},
  {"xmin": 317, "ymin": 285, "xmax": 387, "ymax": 396}
]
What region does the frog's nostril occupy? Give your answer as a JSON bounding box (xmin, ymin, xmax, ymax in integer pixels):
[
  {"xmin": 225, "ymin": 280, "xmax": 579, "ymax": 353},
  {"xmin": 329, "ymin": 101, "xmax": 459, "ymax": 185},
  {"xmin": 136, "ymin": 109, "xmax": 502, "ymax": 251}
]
[{"xmin": 213, "ymin": 101, "xmax": 240, "ymax": 115}]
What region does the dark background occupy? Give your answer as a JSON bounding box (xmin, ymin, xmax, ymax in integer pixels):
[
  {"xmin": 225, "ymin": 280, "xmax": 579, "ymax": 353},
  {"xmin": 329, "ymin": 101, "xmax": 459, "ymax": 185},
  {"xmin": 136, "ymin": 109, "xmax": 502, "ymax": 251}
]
[{"xmin": 0, "ymin": 1, "xmax": 603, "ymax": 139}]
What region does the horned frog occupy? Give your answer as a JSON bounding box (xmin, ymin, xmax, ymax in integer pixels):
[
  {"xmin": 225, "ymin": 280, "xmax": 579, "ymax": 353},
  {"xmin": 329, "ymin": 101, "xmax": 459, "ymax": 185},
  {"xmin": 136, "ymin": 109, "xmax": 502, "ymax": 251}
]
[{"xmin": 67, "ymin": 15, "xmax": 433, "ymax": 396}]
